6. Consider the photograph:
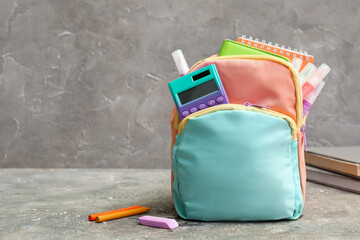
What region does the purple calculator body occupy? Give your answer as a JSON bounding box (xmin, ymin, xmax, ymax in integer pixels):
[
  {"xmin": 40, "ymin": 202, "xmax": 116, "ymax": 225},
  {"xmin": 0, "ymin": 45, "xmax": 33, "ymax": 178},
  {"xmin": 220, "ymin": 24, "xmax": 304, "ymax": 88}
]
[{"xmin": 168, "ymin": 64, "xmax": 229, "ymax": 120}]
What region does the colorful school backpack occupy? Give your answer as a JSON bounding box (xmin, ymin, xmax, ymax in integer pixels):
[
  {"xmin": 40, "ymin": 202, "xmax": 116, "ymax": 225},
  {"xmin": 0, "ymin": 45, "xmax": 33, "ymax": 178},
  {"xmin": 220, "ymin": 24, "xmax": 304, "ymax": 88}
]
[{"xmin": 170, "ymin": 54, "xmax": 306, "ymax": 221}]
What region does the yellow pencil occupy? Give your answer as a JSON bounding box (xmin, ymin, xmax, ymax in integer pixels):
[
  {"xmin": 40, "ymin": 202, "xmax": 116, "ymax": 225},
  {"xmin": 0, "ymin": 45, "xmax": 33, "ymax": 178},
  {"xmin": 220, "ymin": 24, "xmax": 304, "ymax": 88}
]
[{"xmin": 95, "ymin": 206, "xmax": 150, "ymax": 223}]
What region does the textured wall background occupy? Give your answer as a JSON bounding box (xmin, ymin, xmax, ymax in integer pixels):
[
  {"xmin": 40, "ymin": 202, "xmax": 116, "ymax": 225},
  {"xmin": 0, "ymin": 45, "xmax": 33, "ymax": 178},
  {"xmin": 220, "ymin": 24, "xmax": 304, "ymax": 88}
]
[{"xmin": 0, "ymin": 0, "xmax": 359, "ymax": 168}]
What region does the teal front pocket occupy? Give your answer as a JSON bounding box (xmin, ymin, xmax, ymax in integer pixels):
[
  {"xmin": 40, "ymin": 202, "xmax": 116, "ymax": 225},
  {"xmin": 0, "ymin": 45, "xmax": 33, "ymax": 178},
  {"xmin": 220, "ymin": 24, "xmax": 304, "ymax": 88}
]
[{"xmin": 172, "ymin": 106, "xmax": 303, "ymax": 221}]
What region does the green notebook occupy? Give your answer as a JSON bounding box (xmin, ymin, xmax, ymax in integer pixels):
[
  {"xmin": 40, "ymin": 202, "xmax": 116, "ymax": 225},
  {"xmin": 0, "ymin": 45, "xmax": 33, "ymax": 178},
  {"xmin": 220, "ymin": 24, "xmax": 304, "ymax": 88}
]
[{"xmin": 218, "ymin": 39, "xmax": 290, "ymax": 62}]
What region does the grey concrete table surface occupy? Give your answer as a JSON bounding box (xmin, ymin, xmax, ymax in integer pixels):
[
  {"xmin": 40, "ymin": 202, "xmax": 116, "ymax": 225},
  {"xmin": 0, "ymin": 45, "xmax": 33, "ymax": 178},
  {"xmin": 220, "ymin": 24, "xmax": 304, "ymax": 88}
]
[{"xmin": 0, "ymin": 169, "xmax": 359, "ymax": 240}]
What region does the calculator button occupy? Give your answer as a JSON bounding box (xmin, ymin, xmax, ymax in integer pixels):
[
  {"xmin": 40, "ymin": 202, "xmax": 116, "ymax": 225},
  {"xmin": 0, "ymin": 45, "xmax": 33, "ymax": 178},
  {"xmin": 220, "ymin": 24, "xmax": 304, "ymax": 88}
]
[
  {"xmin": 190, "ymin": 107, "xmax": 198, "ymax": 113},
  {"xmin": 182, "ymin": 111, "xmax": 189, "ymax": 117},
  {"xmin": 216, "ymin": 96, "xmax": 224, "ymax": 103},
  {"xmin": 208, "ymin": 100, "xmax": 215, "ymax": 106},
  {"xmin": 198, "ymin": 104, "xmax": 206, "ymax": 110}
]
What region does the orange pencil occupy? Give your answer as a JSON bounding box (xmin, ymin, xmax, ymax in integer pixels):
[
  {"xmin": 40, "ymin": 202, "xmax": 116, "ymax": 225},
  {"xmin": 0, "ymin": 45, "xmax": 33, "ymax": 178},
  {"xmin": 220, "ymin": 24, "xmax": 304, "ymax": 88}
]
[
  {"xmin": 88, "ymin": 206, "xmax": 143, "ymax": 221},
  {"xmin": 96, "ymin": 206, "xmax": 150, "ymax": 223}
]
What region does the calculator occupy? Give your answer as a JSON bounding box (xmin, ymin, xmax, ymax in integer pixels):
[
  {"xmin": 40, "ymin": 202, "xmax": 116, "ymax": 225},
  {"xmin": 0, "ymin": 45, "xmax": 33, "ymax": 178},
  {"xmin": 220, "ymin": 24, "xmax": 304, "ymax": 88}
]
[{"xmin": 168, "ymin": 64, "xmax": 229, "ymax": 120}]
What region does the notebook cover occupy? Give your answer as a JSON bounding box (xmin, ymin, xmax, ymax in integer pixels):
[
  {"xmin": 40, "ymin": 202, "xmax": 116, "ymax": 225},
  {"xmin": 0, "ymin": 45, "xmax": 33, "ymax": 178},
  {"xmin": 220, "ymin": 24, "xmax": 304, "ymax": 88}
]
[
  {"xmin": 307, "ymin": 146, "xmax": 360, "ymax": 164},
  {"xmin": 237, "ymin": 36, "xmax": 314, "ymax": 72},
  {"xmin": 218, "ymin": 39, "xmax": 290, "ymax": 62},
  {"xmin": 307, "ymin": 165, "xmax": 360, "ymax": 194},
  {"xmin": 305, "ymin": 147, "xmax": 360, "ymax": 178}
]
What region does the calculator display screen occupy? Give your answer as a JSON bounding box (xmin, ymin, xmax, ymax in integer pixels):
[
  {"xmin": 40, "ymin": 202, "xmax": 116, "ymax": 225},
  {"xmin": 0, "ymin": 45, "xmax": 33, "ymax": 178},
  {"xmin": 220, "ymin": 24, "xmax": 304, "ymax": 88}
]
[{"xmin": 178, "ymin": 80, "xmax": 218, "ymax": 105}]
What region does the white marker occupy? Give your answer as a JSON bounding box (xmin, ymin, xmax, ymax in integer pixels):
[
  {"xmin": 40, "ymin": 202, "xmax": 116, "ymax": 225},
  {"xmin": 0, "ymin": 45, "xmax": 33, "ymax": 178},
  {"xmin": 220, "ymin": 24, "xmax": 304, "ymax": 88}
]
[
  {"xmin": 172, "ymin": 49, "xmax": 189, "ymax": 76},
  {"xmin": 291, "ymin": 58, "xmax": 303, "ymax": 72},
  {"xmin": 299, "ymin": 62, "xmax": 317, "ymax": 86}
]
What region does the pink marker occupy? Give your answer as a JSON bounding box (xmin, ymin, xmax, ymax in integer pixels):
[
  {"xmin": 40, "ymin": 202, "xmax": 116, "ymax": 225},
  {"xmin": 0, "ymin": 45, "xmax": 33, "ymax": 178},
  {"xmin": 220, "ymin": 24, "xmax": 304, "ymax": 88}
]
[
  {"xmin": 139, "ymin": 216, "xmax": 179, "ymax": 229},
  {"xmin": 302, "ymin": 63, "xmax": 330, "ymax": 99},
  {"xmin": 303, "ymin": 81, "xmax": 325, "ymax": 116}
]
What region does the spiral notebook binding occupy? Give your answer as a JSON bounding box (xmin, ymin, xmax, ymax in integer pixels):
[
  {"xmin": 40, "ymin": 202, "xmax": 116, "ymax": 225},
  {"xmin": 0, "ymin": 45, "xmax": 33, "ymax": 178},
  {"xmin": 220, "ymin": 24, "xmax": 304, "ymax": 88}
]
[{"xmin": 237, "ymin": 35, "xmax": 314, "ymax": 71}]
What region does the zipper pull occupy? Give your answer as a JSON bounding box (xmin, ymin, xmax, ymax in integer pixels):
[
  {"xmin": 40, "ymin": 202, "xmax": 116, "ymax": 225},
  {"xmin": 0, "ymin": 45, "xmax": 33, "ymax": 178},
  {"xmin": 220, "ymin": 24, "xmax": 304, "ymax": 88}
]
[
  {"xmin": 301, "ymin": 124, "xmax": 307, "ymax": 151},
  {"xmin": 244, "ymin": 102, "xmax": 270, "ymax": 109}
]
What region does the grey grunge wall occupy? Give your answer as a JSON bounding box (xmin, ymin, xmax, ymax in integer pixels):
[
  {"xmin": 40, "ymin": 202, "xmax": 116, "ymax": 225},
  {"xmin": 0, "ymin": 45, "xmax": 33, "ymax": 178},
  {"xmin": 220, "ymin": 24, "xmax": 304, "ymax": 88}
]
[{"xmin": 0, "ymin": 0, "xmax": 359, "ymax": 167}]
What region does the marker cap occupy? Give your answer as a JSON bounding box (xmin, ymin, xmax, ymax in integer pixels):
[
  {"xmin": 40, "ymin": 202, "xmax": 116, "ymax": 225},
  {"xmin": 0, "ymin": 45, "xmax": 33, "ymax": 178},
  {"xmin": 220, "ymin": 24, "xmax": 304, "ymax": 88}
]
[
  {"xmin": 291, "ymin": 58, "xmax": 303, "ymax": 72},
  {"xmin": 172, "ymin": 49, "xmax": 189, "ymax": 76},
  {"xmin": 299, "ymin": 63, "xmax": 317, "ymax": 86},
  {"xmin": 307, "ymin": 63, "xmax": 331, "ymax": 87}
]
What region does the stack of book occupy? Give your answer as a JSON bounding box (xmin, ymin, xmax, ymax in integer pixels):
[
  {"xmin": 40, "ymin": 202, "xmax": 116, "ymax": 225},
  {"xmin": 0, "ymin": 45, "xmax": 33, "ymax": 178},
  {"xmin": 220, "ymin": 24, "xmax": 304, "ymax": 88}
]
[{"xmin": 305, "ymin": 146, "xmax": 360, "ymax": 194}]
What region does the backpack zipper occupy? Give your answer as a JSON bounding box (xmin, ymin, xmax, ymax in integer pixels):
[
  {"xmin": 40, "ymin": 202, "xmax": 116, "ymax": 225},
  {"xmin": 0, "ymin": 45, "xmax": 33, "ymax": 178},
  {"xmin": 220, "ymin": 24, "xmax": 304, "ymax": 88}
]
[{"xmin": 178, "ymin": 103, "xmax": 297, "ymax": 140}]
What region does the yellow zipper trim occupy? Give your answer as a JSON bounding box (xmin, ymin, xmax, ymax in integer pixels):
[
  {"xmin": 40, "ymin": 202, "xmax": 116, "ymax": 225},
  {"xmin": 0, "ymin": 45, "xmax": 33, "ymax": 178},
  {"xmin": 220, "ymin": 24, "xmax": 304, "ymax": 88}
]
[
  {"xmin": 187, "ymin": 55, "xmax": 303, "ymax": 130},
  {"xmin": 178, "ymin": 104, "xmax": 298, "ymax": 140},
  {"xmin": 174, "ymin": 110, "xmax": 179, "ymax": 130}
]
